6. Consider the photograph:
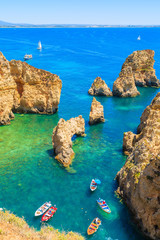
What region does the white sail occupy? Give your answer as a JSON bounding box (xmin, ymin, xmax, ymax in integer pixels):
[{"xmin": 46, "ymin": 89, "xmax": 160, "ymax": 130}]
[
  {"xmin": 137, "ymin": 35, "xmax": 141, "ymax": 40},
  {"xmin": 37, "ymin": 41, "xmax": 42, "ymax": 50}
]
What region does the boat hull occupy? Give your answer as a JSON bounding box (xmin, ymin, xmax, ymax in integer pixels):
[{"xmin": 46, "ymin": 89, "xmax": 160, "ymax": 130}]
[
  {"xmin": 35, "ymin": 202, "xmax": 51, "ymax": 216},
  {"xmin": 87, "ymin": 218, "xmax": 101, "ymax": 235},
  {"xmin": 97, "ymin": 199, "xmax": 111, "ymax": 214},
  {"xmin": 41, "ymin": 206, "xmax": 57, "ymax": 222},
  {"xmin": 90, "ymin": 179, "xmax": 97, "ymax": 191}
]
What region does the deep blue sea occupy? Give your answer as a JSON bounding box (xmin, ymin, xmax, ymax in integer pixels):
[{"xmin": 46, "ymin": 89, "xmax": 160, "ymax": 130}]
[{"xmin": 0, "ymin": 28, "xmax": 160, "ymax": 240}]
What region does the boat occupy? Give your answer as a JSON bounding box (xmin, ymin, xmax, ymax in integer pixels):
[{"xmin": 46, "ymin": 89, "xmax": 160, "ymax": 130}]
[
  {"xmin": 35, "ymin": 201, "xmax": 51, "ymax": 216},
  {"xmin": 41, "ymin": 205, "xmax": 57, "ymax": 222},
  {"xmin": 137, "ymin": 35, "xmax": 141, "ymax": 40},
  {"xmin": 97, "ymin": 198, "xmax": 111, "ymax": 213},
  {"xmin": 90, "ymin": 179, "xmax": 97, "ymax": 191},
  {"xmin": 24, "ymin": 54, "xmax": 32, "ymax": 60},
  {"xmin": 37, "ymin": 41, "xmax": 42, "ymax": 50},
  {"xmin": 87, "ymin": 218, "xmax": 101, "ymax": 235}
]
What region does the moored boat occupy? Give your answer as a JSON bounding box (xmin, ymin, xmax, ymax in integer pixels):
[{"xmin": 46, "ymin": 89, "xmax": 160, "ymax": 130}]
[
  {"xmin": 24, "ymin": 54, "xmax": 32, "ymax": 60},
  {"xmin": 90, "ymin": 179, "xmax": 97, "ymax": 191},
  {"xmin": 35, "ymin": 201, "xmax": 51, "ymax": 216},
  {"xmin": 87, "ymin": 217, "xmax": 101, "ymax": 235},
  {"xmin": 97, "ymin": 198, "xmax": 111, "ymax": 213},
  {"xmin": 41, "ymin": 205, "xmax": 57, "ymax": 222}
]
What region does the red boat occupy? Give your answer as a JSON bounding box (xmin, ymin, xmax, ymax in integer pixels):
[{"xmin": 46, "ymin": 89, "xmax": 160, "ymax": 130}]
[{"xmin": 41, "ymin": 205, "xmax": 57, "ymax": 222}]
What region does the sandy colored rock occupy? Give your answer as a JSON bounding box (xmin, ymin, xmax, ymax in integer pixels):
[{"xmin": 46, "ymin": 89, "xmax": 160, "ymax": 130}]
[
  {"xmin": 52, "ymin": 115, "xmax": 85, "ymax": 167},
  {"xmin": 122, "ymin": 50, "xmax": 159, "ymax": 87},
  {"xmin": 0, "ymin": 52, "xmax": 62, "ymax": 125},
  {"xmin": 113, "ymin": 66, "xmax": 140, "ymax": 97},
  {"xmin": 88, "ymin": 77, "xmax": 112, "ymax": 96},
  {"xmin": 116, "ymin": 92, "xmax": 160, "ymax": 240},
  {"xmin": 89, "ymin": 97, "xmax": 105, "ymax": 125}
]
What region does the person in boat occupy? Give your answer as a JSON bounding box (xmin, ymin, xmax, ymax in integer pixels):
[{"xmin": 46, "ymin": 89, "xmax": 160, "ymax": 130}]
[{"xmin": 94, "ymin": 218, "xmax": 99, "ymax": 224}]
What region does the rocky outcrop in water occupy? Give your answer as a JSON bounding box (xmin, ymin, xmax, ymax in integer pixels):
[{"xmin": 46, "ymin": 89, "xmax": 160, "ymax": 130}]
[
  {"xmin": 113, "ymin": 50, "xmax": 159, "ymax": 97},
  {"xmin": 122, "ymin": 50, "xmax": 159, "ymax": 87},
  {"xmin": 113, "ymin": 66, "xmax": 140, "ymax": 97},
  {"xmin": 88, "ymin": 77, "xmax": 112, "ymax": 96},
  {"xmin": 52, "ymin": 115, "xmax": 85, "ymax": 167},
  {"xmin": 116, "ymin": 92, "xmax": 160, "ymax": 240},
  {"xmin": 0, "ymin": 52, "xmax": 62, "ymax": 125},
  {"xmin": 89, "ymin": 97, "xmax": 105, "ymax": 125}
]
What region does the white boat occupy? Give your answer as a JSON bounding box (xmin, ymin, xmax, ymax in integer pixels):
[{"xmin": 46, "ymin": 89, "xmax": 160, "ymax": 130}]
[
  {"xmin": 137, "ymin": 35, "xmax": 141, "ymax": 40},
  {"xmin": 24, "ymin": 54, "xmax": 32, "ymax": 60},
  {"xmin": 35, "ymin": 201, "xmax": 51, "ymax": 216},
  {"xmin": 37, "ymin": 41, "xmax": 42, "ymax": 50},
  {"xmin": 90, "ymin": 179, "xmax": 97, "ymax": 191}
]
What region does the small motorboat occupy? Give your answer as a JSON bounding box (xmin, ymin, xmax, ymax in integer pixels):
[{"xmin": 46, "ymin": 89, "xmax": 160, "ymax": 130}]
[
  {"xmin": 87, "ymin": 217, "xmax": 101, "ymax": 235},
  {"xmin": 35, "ymin": 201, "xmax": 51, "ymax": 216},
  {"xmin": 24, "ymin": 54, "xmax": 32, "ymax": 60},
  {"xmin": 97, "ymin": 198, "xmax": 111, "ymax": 213},
  {"xmin": 41, "ymin": 205, "xmax": 57, "ymax": 222},
  {"xmin": 90, "ymin": 179, "xmax": 97, "ymax": 191}
]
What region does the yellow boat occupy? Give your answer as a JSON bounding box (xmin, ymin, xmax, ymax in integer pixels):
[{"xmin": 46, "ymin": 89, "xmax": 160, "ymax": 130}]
[{"xmin": 87, "ymin": 218, "xmax": 101, "ymax": 235}]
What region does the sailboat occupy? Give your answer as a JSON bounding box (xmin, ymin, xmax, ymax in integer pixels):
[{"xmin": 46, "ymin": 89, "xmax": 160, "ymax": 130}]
[
  {"xmin": 37, "ymin": 41, "xmax": 42, "ymax": 50},
  {"xmin": 137, "ymin": 35, "xmax": 141, "ymax": 40}
]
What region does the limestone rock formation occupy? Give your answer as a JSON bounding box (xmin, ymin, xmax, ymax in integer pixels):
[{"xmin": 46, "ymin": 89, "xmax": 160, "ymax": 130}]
[
  {"xmin": 52, "ymin": 115, "xmax": 85, "ymax": 167},
  {"xmin": 113, "ymin": 66, "xmax": 140, "ymax": 97},
  {"xmin": 89, "ymin": 97, "xmax": 105, "ymax": 125},
  {"xmin": 122, "ymin": 50, "xmax": 159, "ymax": 87},
  {"xmin": 116, "ymin": 92, "xmax": 160, "ymax": 240},
  {"xmin": 0, "ymin": 52, "xmax": 62, "ymax": 125},
  {"xmin": 88, "ymin": 77, "xmax": 112, "ymax": 96}
]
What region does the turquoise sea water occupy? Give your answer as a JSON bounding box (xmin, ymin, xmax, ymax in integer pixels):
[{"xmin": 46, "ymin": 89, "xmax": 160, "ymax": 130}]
[{"xmin": 0, "ymin": 28, "xmax": 160, "ymax": 240}]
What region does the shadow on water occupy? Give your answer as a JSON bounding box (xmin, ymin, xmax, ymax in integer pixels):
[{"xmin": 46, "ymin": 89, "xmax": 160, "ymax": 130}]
[{"xmin": 47, "ymin": 148, "xmax": 54, "ymax": 158}]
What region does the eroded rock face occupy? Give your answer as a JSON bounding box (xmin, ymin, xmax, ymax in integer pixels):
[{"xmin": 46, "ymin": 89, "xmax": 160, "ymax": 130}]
[
  {"xmin": 89, "ymin": 97, "xmax": 105, "ymax": 125},
  {"xmin": 113, "ymin": 66, "xmax": 140, "ymax": 97},
  {"xmin": 116, "ymin": 92, "xmax": 160, "ymax": 240},
  {"xmin": 88, "ymin": 77, "xmax": 112, "ymax": 96},
  {"xmin": 52, "ymin": 115, "xmax": 85, "ymax": 167},
  {"xmin": 122, "ymin": 50, "xmax": 159, "ymax": 87},
  {"xmin": 0, "ymin": 52, "xmax": 62, "ymax": 125}
]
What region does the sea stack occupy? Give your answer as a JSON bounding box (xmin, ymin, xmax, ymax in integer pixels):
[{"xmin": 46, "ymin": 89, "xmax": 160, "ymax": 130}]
[
  {"xmin": 52, "ymin": 115, "xmax": 85, "ymax": 167},
  {"xmin": 88, "ymin": 77, "xmax": 112, "ymax": 96},
  {"xmin": 116, "ymin": 92, "xmax": 160, "ymax": 240},
  {"xmin": 113, "ymin": 66, "xmax": 140, "ymax": 97},
  {"xmin": 122, "ymin": 50, "xmax": 159, "ymax": 87},
  {"xmin": 0, "ymin": 52, "xmax": 62, "ymax": 125},
  {"xmin": 89, "ymin": 97, "xmax": 105, "ymax": 125}
]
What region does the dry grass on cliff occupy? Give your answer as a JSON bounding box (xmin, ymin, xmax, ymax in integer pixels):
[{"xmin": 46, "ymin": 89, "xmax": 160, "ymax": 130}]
[{"xmin": 0, "ymin": 210, "xmax": 85, "ymax": 240}]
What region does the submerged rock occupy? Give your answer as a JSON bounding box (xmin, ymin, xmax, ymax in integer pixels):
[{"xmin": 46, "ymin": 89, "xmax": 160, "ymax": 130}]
[
  {"xmin": 113, "ymin": 66, "xmax": 140, "ymax": 97},
  {"xmin": 0, "ymin": 52, "xmax": 62, "ymax": 125},
  {"xmin": 89, "ymin": 97, "xmax": 105, "ymax": 125},
  {"xmin": 52, "ymin": 115, "xmax": 85, "ymax": 167},
  {"xmin": 88, "ymin": 77, "xmax": 112, "ymax": 96},
  {"xmin": 116, "ymin": 92, "xmax": 160, "ymax": 240}
]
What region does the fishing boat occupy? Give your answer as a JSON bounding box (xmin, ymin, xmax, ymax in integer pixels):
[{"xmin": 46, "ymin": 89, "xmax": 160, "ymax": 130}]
[
  {"xmin": 90, "ymin": 179, "xmax": 97, "ymax": 191},
  {"xmin": 137, "ymin": 35, "xmax": 141, "ymax": 40},
  {"xmin": 97, "ymin": 198, "xmax": 111, "ymax": 213},
  {"xmin": 35, "ymin": 201, "xmax": 51, "ymax": 216},
  {"xmin": 87, "ymin": 218, "xmax": 101, "ymax": 235},
  {"xmin": 41, "ymin": 205, "xmax": 57, "ymax": 222},
  {"xmin": 24, "ymin": 54, "xmax": 32, "ymax": 60},
  {"xmin": 37, "ymin": 41, "xmax": 42, "ymax": 50}
]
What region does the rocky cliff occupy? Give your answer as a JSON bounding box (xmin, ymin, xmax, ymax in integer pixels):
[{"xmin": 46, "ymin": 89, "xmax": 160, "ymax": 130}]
[
  {"xmin": 113, "ymin": 50, "xmax": 159, "ymax": 97},
  {"xmin": 0, "ymin": 52, "xmax": 62, "ymax": 125},
  {"xmin": 88, "ymin": 77, "xmax": 112, "ymax": 96},
  {"xmin": 89, "ymin": 97, "xmax": 105, "ymax": 125},
  {"xmin": 116, "ymin": 92, "xmax": 160, "ymax": 239},
  {"xmin": 113, "ymin": 66, "xmax": 140, "ymax": 97},
  {"xmin": 52, "ymin": 115, "xmax": 85, "ymax": 167}
]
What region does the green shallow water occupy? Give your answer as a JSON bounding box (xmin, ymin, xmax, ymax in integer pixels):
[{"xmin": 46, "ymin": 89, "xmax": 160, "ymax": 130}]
[{"xmin": 0, "ymin": 27, "xmax": 160, "ymax": 239}]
